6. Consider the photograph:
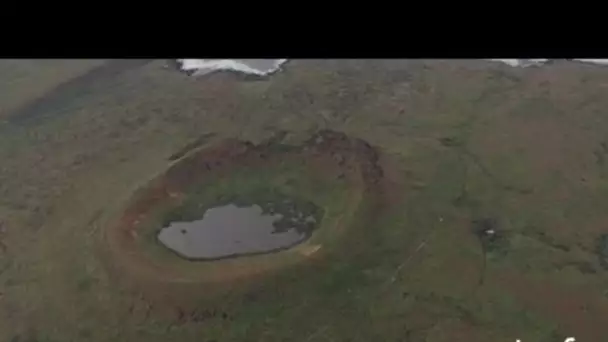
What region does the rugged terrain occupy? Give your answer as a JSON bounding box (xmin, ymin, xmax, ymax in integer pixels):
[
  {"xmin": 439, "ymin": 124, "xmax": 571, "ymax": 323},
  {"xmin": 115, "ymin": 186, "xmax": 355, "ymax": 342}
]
[{"xmin": 1, "ymin": 59, "xmax": 608, "ymax": 341}]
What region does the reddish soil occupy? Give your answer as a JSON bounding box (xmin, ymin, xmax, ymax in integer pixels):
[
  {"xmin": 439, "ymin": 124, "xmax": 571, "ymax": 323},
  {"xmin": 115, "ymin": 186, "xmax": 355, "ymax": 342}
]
[{"xmin": 103, "ymin": 130, "xmax": 392, "ymax": 310}]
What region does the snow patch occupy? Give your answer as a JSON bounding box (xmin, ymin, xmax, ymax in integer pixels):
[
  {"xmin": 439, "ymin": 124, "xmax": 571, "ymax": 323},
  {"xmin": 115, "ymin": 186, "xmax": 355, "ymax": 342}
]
[
  {"xmin": 176, "ymin": 59, "xmax": 608, "ymax": 76},
  {"xmin": 486, "ymin": 59, "xmax": 549, "ymax": 67},
  {"xmin": 572, "ymin": 59, "xmax": 608, "ymax": 66},
  {"xmin": 486, "ymin": 59, "xmax": 608, "ymax": 68},
  {"xmin": 176, "ymin": 59, "xmax": 288, "ymax": 76}
]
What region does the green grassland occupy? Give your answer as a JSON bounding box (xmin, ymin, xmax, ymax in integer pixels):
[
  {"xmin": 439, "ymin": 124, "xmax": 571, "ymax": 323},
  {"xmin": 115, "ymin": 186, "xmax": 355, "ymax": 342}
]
[{"xmin": 1, "ymin": 59, "xmax": 608, "ymax": 341}]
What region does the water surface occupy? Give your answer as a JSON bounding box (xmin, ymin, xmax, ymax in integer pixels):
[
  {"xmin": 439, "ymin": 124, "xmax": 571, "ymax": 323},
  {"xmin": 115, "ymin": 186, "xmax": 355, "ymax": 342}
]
[{"xmin": 158, "ymin": 203, "xmax": 318, "ymax": 260}]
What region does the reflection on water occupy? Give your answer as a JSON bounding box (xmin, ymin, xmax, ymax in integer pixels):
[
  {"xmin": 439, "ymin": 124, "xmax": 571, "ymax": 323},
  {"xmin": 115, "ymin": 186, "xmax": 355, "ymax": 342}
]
[{"xmin": 157, "ymin": 202, "xmax": 318, "ymax": 260}]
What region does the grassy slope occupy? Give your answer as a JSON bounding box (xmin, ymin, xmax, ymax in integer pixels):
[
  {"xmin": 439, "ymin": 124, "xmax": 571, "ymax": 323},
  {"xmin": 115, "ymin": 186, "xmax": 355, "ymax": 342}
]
[
  {"xmin": 0, "ymin": 59, "xmax": 106, "ymax": 120},
  {"xmin": 1, "ymin": 59, "xmax": 608, "ymax": 341}
]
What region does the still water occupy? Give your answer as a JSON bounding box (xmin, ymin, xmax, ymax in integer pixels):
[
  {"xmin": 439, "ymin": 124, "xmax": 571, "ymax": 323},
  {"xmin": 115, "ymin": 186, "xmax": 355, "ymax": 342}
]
[{"xmin": 157, "ymin": 203, "xmax": 318, "ymax": 260}]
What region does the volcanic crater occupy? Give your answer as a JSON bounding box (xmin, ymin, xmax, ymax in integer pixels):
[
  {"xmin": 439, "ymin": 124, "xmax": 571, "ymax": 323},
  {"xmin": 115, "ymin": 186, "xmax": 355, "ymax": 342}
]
[{"xmin": 103, "ymin": 130, "xmax": 390, "ymax": 307}]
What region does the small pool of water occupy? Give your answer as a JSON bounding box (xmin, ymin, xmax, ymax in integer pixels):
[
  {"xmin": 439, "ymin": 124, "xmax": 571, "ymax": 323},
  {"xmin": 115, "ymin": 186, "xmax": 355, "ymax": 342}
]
[{"xmin": 157, "ymin": 202, "xmax": 319, "ymax": 260}]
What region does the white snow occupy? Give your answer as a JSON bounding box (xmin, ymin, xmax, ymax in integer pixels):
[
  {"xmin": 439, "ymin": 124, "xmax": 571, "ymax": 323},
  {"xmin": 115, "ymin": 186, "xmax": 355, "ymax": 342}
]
[
  {"xmin": 176, "ymin": 59, "xmax": 608, "ymax": 76},
  {"xmin": 572, "ymin": 59, "xmax": 608, "ymax": 66},
  {"xmin": 486, "ymin": 59, "xmax": 608, "ymax": 68},
  {"xmin": 176, "ymin": 59, "xmax": 288, "ymax": 76},
  {"xmin": 486, "ymin": 59, "xmax": 549, "ymax": 67}
]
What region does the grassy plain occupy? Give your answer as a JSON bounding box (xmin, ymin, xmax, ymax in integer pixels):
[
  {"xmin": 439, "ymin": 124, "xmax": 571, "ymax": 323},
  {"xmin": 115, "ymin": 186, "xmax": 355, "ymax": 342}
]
[{"xmin": 1, "ymin": 59, "xmax": 608, "ymax": 341}]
